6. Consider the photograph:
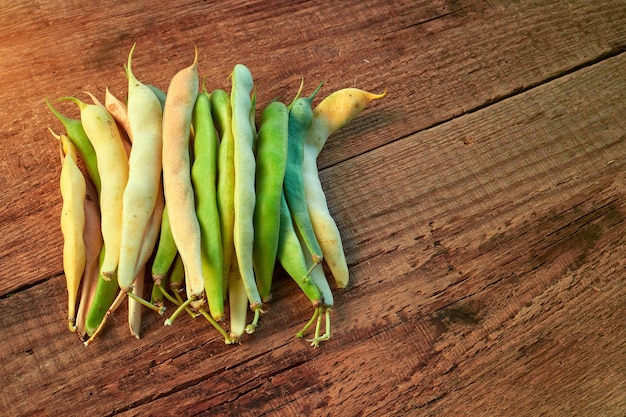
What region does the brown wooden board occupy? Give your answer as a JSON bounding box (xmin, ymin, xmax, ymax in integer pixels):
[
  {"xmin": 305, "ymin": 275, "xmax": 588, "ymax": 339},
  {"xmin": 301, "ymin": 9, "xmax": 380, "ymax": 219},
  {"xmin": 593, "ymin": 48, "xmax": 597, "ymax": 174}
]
[{"xmin": 1, "ymin": 0, "xmax": 625, "ymax": 416}]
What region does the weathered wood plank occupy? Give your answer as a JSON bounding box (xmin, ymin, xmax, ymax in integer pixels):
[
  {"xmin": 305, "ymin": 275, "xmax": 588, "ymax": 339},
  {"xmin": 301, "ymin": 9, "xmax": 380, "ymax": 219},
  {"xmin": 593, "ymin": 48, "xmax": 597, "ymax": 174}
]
[
  {"xmin": 1, "ymin": 39, "xmax": 624, "ymax": 417},
  {"xmin": 1, "ymin": 0, "xmax": 625, "ymax": 294}
]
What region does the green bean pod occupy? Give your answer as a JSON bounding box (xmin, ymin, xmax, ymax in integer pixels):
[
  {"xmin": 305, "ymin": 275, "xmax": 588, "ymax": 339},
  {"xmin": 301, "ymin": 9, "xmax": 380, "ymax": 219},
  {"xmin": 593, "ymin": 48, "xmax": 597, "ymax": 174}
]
[
  {"xmin": 211, "ymin": 89, "xmax": 235, "ymax": 296},
  {"xmin": 230, "ymin": 64, "xmax": 262, "ymax": 317},
  {"xmin": 169, "ymin": 254, "xmax": 185, "ymax": 293},
  {"xmin": 191, "ymin": 90, "xmax": 224, "ymax": 321},
  {"xmin": 151, "ymin": 205, "xmax": 178, "ymax": 284},
  {"xmin": 84, "ymin": 248, "xmax": 119, "ymax": 338},
  {"xmin": 283, "ymin": 82, "xmax": 324, "ymax": 265},
  {"xmin": 252, "ymin": 101, "xmax": 289, "ymax": 302}
]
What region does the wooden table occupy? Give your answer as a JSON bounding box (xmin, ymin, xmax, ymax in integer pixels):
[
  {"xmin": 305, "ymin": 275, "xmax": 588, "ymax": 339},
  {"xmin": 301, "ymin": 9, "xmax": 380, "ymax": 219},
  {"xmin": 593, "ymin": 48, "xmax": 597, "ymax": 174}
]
[{"xmin": 1, "ymin": 1, "xmax": 625, "ymax": 415}]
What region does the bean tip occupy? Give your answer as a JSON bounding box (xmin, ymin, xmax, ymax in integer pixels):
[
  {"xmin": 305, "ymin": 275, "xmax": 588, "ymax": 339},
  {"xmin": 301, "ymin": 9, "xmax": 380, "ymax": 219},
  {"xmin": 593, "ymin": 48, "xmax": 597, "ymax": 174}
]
[
  {"xmin": 68, "ymin": 319, "xmax": 77, "ymax": 333},
  {"xmin": 373, "ymin": 89, "xmax": 388, "ymax": 100}
]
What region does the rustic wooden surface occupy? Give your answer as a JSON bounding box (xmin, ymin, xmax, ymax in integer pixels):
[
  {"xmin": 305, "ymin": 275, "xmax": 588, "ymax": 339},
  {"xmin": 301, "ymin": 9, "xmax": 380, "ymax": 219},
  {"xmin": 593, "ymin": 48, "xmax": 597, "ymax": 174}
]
[{"xmin": 1, "ymin": 0, "xmax": 625, "ymax": 416}]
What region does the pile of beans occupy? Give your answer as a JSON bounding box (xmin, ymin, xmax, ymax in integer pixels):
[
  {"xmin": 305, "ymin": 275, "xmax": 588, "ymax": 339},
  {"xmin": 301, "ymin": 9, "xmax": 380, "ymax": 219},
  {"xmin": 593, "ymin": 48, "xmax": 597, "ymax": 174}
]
[{"xmin": 48, "ymin": 44, "xmax": 385, "ymax": 348}]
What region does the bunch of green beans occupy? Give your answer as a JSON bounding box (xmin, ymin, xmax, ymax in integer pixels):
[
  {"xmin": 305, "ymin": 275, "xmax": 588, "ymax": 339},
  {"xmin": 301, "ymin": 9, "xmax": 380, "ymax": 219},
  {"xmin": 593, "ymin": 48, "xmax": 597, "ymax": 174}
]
[{"xmin": 47, "ymin": 44, "xmax": 385, "ymax": 348}]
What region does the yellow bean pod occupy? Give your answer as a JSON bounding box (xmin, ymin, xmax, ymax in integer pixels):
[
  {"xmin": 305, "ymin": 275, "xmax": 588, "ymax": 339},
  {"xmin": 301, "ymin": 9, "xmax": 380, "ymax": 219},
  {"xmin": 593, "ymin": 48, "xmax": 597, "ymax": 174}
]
[
  {"xmin": 303, "ymin": 88, "xmax": 386, "ymax": 288},
  {"xmin": 161, "ymin": 47, "xmax": 204, "ymax": 308},
  {"xmin": 307, "ymin": 88, "xmax": 386, "ymax": 154},
  {"xmin": 58, "ymin": 133, "xmax": 87, "ymax": 332},
  {"xmin": 117, "ymin": 44, "xmax": 164, "ymax": 292},
  {"xmin": 63, "ymin": 95, "xmax": 129, "ymax": 278}
]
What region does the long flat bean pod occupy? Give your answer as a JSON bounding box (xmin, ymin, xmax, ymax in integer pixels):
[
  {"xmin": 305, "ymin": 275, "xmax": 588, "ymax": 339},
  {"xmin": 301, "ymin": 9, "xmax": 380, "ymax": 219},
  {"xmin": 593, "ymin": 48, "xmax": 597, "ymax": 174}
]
[
  {"xmin": 252, "ymin": 101, "xmax": 289, "ymax": 302},
  {"xmin": 161, "ymin": 48, "xmax": 205, "ymax": 312},
  {"xmin": 191, "ymin": 89, "xmax": 224, "ymax": 321},
  {"xmin": 230, "ymin": 64, "xmax": 263, "ymax": 327},
  {"xmin": 62, "ymin": 96, "xmax": 128, "ymax": 279},
  {"xmin": 58, "ymin": 133, "xmax": 87, "ymax": 332},
  {"xmin": 211, "ymin": 89, "xmax": 235, "ymax": 296},
  {"xmin": 87, "ymin": 47, "xmax": 166, "ymax": 343},
  {"xmin": 117, "ymin": 44, "xmax": 164, "ymax": 296}
]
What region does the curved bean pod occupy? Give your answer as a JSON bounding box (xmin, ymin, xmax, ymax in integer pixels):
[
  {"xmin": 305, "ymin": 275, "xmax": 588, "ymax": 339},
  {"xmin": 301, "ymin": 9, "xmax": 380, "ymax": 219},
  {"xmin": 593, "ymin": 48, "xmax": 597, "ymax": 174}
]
[
  {"xmin": 307, "ymin": 88, "xmax": 387, "ymax": 154},
  {"xmin": 303, "ymin": 88, "xmax": 386, "ymax": 288}
]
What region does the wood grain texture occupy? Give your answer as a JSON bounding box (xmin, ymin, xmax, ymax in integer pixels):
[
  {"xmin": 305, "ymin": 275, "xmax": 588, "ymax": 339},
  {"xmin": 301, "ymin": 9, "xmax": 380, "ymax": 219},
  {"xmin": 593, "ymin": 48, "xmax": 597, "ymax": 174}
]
[{"xmin": 1, "ymin": 0, "xmax": 625, "ymax": 416}]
